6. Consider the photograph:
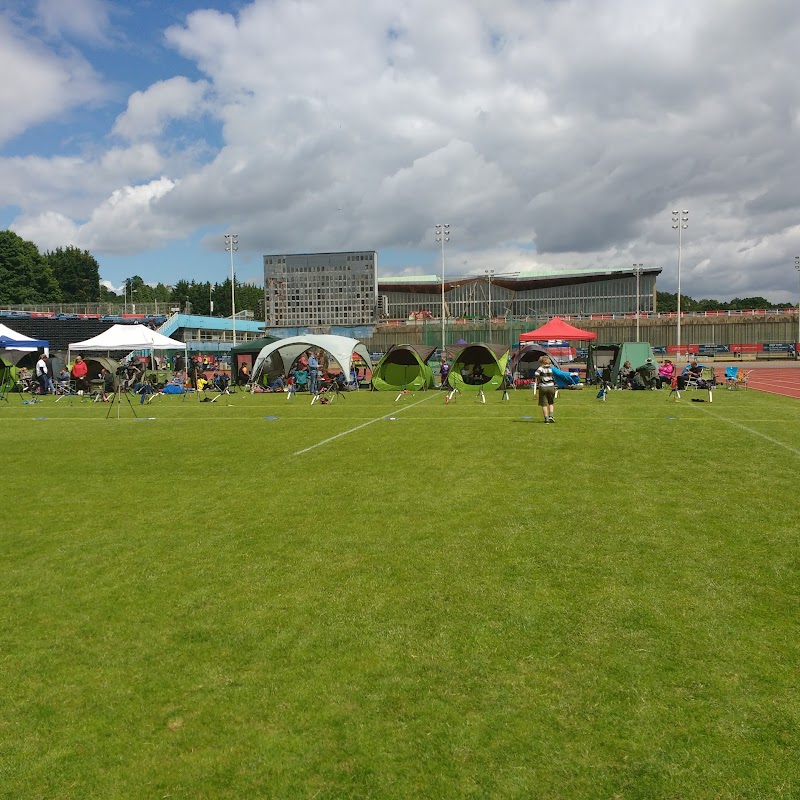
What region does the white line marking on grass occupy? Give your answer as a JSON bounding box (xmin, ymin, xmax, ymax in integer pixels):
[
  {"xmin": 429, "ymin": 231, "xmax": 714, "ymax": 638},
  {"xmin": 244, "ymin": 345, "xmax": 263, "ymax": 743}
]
[
  {"xmin": 694, "ymin": 406, "xmax": 800, "ymax": 458},
  {"xmin": 292, "ymin": 394, "xmax": 436, "ymax": 456}
]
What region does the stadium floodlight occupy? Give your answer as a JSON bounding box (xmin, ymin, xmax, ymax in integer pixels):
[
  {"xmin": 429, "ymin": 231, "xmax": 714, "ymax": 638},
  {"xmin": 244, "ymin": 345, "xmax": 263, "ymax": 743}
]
[
  {"xmin": 632, "ymin": 263, "xmax": 644, "ymax": 342},
  {"xmin": 435, "ymin": 224, "xmax": 450, "ymax": 354},
  {"xmin": 795, "ymin": 256, "xmax": 800, "ymax": 353},
  {"xmin": 671, "ymin": 210, "xmax": 688, "ymax": 358},
  {"xmin": 224, "ymin": 234, "xmax": 238, "ymax": 348},
  {"xmin": 484, "ymin": 269, "xmax": 495, "ymax": 337}
]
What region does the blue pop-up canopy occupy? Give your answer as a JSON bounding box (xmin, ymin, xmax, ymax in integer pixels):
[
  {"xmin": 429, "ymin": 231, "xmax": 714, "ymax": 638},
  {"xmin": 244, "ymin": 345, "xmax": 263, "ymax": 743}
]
[{"xmin": 0, "ymin": 335, "xmax": 49, "ymax": 350}]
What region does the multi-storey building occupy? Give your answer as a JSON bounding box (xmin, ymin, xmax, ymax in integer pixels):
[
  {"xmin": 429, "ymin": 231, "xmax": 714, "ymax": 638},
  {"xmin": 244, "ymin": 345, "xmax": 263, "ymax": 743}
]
[{"xmin": 263, "ymin": 251, "xmax": 378, "ymax": 328}]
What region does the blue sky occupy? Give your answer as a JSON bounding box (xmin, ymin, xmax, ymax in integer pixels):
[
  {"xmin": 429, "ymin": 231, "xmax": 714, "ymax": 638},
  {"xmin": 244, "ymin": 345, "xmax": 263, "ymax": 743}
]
[{"xmin": 2, "ymin": 0, "xmax": 800, "ymax": 300}]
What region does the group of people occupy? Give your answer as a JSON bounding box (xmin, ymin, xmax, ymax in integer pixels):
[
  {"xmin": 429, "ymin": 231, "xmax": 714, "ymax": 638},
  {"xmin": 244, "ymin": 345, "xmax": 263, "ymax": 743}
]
[
  {"xmin": 618, "ymin": 357, "xmax": 661, "ymax": 390},
  {"xmin": 615, "ymin": 358, "xmax": 710, "ymax": 390}
]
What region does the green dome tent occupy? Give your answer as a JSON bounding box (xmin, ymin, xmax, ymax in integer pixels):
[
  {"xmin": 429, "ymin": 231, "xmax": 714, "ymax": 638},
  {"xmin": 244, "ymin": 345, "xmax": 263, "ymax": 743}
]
[
  {"xmin": 450, "ymin": 343, "xmax": 510, "ymax": 391},
  {"xmin": 371, "ymin": 344, "xmax": 436, "ymax": 391}
]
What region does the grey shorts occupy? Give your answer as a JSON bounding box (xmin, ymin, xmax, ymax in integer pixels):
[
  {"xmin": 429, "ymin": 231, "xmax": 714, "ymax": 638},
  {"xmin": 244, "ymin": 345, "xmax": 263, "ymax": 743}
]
[{"xmin": 538, "ymin": 387, "xmax": 555, "ymax": 406}]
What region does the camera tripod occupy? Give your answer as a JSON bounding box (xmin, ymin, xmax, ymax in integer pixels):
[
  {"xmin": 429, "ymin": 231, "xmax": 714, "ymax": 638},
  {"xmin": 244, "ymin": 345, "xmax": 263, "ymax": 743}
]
[{"xmin": 106, "ymin": 380, "xmax": 138, "ymax": 419}]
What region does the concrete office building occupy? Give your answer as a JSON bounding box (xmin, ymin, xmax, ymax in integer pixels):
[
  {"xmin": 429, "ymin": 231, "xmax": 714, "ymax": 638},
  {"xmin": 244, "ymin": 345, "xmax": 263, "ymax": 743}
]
[{"xmin": 263, "ymin": 251, "xmax": 378, "ymax": 328}]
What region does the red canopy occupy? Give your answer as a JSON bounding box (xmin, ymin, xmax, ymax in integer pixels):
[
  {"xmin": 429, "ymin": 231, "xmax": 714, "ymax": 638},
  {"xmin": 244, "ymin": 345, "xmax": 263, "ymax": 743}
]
[{"xmin": 519, "ymin": 316, "xmax": 597, "ymax": 342}]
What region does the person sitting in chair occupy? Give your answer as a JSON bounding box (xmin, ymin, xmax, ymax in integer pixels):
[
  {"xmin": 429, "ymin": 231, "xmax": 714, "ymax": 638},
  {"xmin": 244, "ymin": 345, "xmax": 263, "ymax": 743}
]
[
  {"xmin": 100, "ymin": 367, "xmax": 115, "ymax": 401},
  {"xmin": 657, "ymin": 359, "xmax": 674, "ymax": 389},
  {"xmin": 635, "ymin": 358, "xmax": 659, "ymax": 389},
  {"xmin": 57, "ymin": 367, "xmax": 71, "ymax": 392},
  {"xmin": 680, "ymin": 360, "xmax": 704, "ymax": 389},
  {"xmin": 619, "ymin": 360, "xmax": 635, "ymax": 389},
  {"xmin": 471, "ymin": 364, "xmax": 485, "ymax": 384}
]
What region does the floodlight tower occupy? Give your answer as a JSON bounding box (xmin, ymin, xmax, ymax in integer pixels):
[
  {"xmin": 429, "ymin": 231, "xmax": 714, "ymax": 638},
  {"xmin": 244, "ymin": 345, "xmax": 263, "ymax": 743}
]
[
  {"xmin": 795, "ymin": 255, "xmax": 800, "ymax": 352},
  {"xmin": 671, "ymin": 210, "xmax": 688, "ymax": 357},
  {"xmin": 435, "ymin": 224, "xmax": 450, "ymax": 353},
  {"xmin": 632, "ymin": 263, "xmax": 644, "ymax": 342},
  {"xmin": 225, "ymin": 234, "xmax": 238, "ymax": 347},
  {"xmin": 485, "ymin": 269, "xmax": 495, "ymax": 338}
]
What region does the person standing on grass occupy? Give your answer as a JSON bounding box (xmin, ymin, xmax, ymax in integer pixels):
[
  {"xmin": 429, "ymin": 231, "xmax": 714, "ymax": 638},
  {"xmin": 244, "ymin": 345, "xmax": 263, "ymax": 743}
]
[
  {"xmin": 35, "ymin": 353, "xmax": 49, "ymax": 395},
  {"xmin": 308, "ymin": 350, "xmax": 319, "ymax": 394},
  {"xmin": 71, "ymin": 355, "xmax": 88, "ymax": 394},
  {"xmin": 533, "ymin": 355, "xmax": 557, "ymax": 423}
]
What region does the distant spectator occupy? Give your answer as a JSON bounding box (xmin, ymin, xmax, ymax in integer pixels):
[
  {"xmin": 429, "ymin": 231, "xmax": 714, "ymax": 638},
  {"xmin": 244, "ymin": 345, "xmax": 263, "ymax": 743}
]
[
  {"xmin": 657, "ymin": 359, "xmax": 674, "ymax": 389},
  {"xmin": 35, "ymin": 353, "xmax": 49, "ymax": 395},
  {"xmin": 440, "ymin": 359, "xmax": 450, "ymax": 389},
  {"xmin": 71, "ymin": 355, "xmax": 88, "ymax": 393},
  {"xmin": 636, "ymin": 357, "xmax": 658, "ymax": 389},
  {"xmin": 100, "ymin": 367, "xmax": 115, "ymax": 400},
  {"xmin": 619, "ymin": 360, "xmax": 635, "ymax": 389}
]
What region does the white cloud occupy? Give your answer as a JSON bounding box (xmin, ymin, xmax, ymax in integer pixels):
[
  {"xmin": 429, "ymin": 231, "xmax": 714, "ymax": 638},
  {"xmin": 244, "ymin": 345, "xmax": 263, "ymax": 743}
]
[
  {"xmin": 100, "ymin": 278, "xmax": 123, "ymax": 294},
  {"xmin": 11, "ymin": 211, "xmax": 80, "ymax": 252},
  {"xmin": 0, "ymin": 144, "xmax": 165, "ymax": 216},
  {"xmin": 113, "ymin": 76, "xmax": 211, "ymax": 141},
  {"xmin": 0, "ymin": 16, "xmax": 106, "ymax": 144},
  {"xmin": 5, "ymin": 0, "xmax": 800, "ymax": 300},
  {"xmin": 36, "ymin": 0, "xmax": 113, "ymax": 43},
  {"xmin": 78, "ymin": 177, "xmax": 179, "ymax": 254}
]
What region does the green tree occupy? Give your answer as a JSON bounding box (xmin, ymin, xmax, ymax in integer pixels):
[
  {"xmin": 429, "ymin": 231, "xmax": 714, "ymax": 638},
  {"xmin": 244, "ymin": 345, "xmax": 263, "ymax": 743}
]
[
  {"xmin": 238, "ymin": 283, "xmax": 264, "ymax": 320},
  {"xmin": 729, "ymin": 296, "xmax": 774, "ymax": 310},
  {"xmin": 656, "ymin": 291, "xmax": 678, "ymax": 313},
  {"xmin": 45, "ymin": 246, "xmax": 100, "ymax": 302},
  {"xmin": 0, "ymin": 230, "xmax": 61, "ymax": 304}
]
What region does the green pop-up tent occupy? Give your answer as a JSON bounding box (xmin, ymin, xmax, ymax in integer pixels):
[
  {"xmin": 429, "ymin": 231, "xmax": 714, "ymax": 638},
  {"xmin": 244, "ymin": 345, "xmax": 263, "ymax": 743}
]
[
  {"xmin": 449, "ymin": 343, "xmax": 510, "ymax": 391},
  {"xmin": 587, "ymin": 342, "xmax": 655, "ymax": 385},
  {"xmin": 372, "ymin": 344, "xmax": 436, "ymax": 391}
]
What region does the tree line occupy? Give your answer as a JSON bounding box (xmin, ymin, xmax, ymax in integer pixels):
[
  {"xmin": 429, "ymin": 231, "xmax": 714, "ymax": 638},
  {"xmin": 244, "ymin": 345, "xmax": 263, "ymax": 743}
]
[
  {"xmin": 655, "ymin": 292, "xmax": 789, "ymax": 313},
  {"xmin": 1, "ymin": 229, "xmax": 792, "ymax": 317},
  {"xmin": 0, "ymin": 230, "xmax": 264, "ymax": 318}
]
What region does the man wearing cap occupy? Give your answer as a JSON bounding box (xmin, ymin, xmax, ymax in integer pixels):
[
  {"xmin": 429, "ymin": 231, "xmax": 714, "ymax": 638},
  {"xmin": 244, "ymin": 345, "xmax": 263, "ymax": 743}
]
[
  {"xmin": 71, "ymin": 355, "xmax": 88, "ymax": 394},
  {"xmin": 636, "ymin": 357, "xmax": 658, "ymax": 389}
]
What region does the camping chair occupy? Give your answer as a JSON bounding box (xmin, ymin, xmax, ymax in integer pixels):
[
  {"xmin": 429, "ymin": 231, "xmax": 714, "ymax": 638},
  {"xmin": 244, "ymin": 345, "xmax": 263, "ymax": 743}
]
[
  {"xmin": 294, "ymin": 370, "xmax": 309, "ymax": 392},
  {"xmin": 724, "ymin": 366, "xmax": 739, "ymax": 388},
  {"xmin": 700, "ymin": 367, "xmax": 716, "ymax": 388},
  {"xmin": 54, "ymin": 378, "xmax": 77, "ymax": 402},
  {"xmin": 683, "ymin": 368, "xmax": 704, "ymax": 390},
  {"xmin": 731, "ymin": 369, "xmax": 751, "ymax": 389}
]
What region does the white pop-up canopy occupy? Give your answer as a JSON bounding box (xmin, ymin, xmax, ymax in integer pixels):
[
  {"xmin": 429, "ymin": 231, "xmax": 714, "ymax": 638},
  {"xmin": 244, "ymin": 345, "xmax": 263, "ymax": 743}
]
[
  {"xmin": 251, "ymin": 334, "xmax": 372, "ymax": 383},
  {"xmin": 69, "ymin": 324, "xmax": 186, "ymax": 363}
]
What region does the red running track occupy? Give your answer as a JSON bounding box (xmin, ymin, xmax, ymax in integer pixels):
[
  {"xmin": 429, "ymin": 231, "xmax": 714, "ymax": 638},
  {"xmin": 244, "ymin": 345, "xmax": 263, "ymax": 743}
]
[{"xmin": 736, "ymin": 367, "xmax": 800, "ymax": 399}]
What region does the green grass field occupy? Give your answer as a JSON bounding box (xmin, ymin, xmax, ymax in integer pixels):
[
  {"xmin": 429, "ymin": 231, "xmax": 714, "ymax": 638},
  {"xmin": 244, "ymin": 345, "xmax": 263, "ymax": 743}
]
[{"xmin": 1, "ymin": 386, "xmax": 798, "ymax": 799}]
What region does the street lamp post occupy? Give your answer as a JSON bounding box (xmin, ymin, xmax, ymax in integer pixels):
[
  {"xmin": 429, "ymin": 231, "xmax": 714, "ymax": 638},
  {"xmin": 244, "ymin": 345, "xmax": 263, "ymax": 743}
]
[
  {"xmin": 485, "ymin": 269, "xmax": 495, "ymax": 339},
  {"xmin": 224, "ymin": 234, "xmax": 238, "ymax": 348},
  {"xmin": 795, "ymin": 256, "xmax": 800, "ymax": 353},
  {"xmin": 671, "ymin": 210, "xmax": 688, "ymax": 359},
  {"xmin": 632, "ymin": 263, "xmax": 644, "ymax": 342},
  {"xmin": 435, "ymin": 224, "xmax": 450, "ymax": 354}
]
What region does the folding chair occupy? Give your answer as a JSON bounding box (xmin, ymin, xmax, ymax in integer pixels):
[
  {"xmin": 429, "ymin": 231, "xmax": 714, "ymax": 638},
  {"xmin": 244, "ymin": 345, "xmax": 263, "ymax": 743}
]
[
  {"xmin": 724, "ymin": 366, "xmax": 739, "ymax": 388},
  {"xmin": 733, "ymin": 369, "xmax": 751, "ymax": 389},
  {"xmin": 700, "ymin": 367, "xmax": 716, "ymax": 388}
]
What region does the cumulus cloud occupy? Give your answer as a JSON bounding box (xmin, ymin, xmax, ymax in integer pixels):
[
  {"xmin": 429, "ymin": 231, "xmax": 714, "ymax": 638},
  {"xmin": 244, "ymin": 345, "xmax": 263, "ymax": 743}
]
[
  {"xmin": 12, "ymin": 211, "xmax": 80, "ymax": 252},
  {"xmin": 36, "ymin": 0, "xmax": 113, "ymax": 43},
  {"xmin": 78, "ymin": 177, "xmax": 180, "ymax": 254},
  {"xmin": 0, "ymin": 16, "xmax": 106, "ymax": 144},
  {"xmin": 113, "ymin": 76, "xmax": 211, "ymax": 141},
  {"xmin": 5, "ymin": 0, "xmax": 800, "ymax": 300}
]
